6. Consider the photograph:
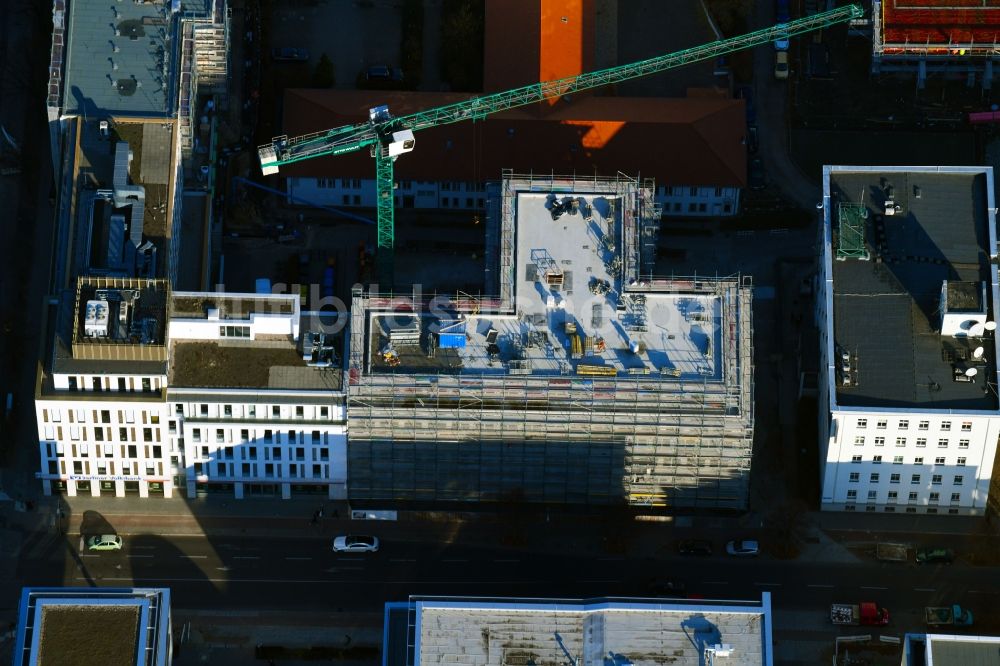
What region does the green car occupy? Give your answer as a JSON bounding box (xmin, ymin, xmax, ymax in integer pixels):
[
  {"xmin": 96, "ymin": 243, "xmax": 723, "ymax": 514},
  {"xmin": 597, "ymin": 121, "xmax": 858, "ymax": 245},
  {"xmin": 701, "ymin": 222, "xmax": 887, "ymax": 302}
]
[
  {"xmin": 916, "ymin": 548, "xmax": 954, "ymax": 564},
  {"xmin": 86, "ymin": 534, "xmax": 123, "ymax": 551}
]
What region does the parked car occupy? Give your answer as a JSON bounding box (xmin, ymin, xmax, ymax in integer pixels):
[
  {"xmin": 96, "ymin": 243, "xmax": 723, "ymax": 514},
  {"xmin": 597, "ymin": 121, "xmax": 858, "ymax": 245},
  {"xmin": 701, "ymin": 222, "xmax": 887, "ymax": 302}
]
[
  {"xmin": 735, "ymin": 85, "xmax": 756, "ymax": 124},
  {"xmin": 366, "ymin": 64, "xmax": 391, "ymax": 81},
  {"xmin": 726, "ymin": 539, "xmax": 760, "ymax": 556},
  {"xmin": 916, "ymin": 548, "xmax": 955, "ymax": 564},
  {"xmin": 271, "ymin": 47, "xmax": 309, "ymax": 62},
  {"xmin": 776, "ymin": 0, "xmax": 790, "ymax": 22},
  {"xmin": 774, "ymin": 30, "xmax": 790, "ymax": 51},
  {"xmin": 774, "ymin": 50, "xmax": 789, "ymax": 80},
  {"xmin": 332, "ymin": 535, "xmax": 380, "ymax": 553},
  {"xmin": 749, "ymin": 157, "xmax": 767, "ymax": 190},
  {"xmin": 647, "ymin": 578, "xmax": 687, "ymax": 596},
  {"xmin": 87, "ymin": 535, "xmax": 123, "ymax": 551},
  {"xmin": 747, "ymin": 125, "xmax": 759, "ymax": 154},
  {"xmin": 678, "ymin": 539, "xmax": 713, "ymax": 556}
]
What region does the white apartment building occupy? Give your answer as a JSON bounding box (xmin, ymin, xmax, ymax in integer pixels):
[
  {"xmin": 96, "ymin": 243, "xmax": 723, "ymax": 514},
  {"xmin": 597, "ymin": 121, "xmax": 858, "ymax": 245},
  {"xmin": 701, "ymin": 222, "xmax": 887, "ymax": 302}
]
[
  {"xmin": 288, "ymin": 178, "xmax": 741, "ymax": 219},
  {"xmin": 35, "ymin": 278, "xmax": 348, "ymax": 500},
  {"xmin": 817, "ymin": 166, "xmax": 1000, "ymax": 516}
]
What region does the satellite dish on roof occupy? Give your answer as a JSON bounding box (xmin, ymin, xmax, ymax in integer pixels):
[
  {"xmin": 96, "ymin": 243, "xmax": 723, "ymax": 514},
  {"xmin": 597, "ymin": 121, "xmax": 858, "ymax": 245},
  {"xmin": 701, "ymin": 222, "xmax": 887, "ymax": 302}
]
[
  {"xmin": 966, "ymin": 367, "xmax": 979, "ymax": 377},
  {"xmin": 986, "ymin": 320, "xmax": 998, "ymax": 331},
  {"xmin": 971, "ymin": 323, "xmax": 986, "ymax": 337},
  {"xmin": 974, "ymin": 346, "xmax": 985, "ymax": 359}
]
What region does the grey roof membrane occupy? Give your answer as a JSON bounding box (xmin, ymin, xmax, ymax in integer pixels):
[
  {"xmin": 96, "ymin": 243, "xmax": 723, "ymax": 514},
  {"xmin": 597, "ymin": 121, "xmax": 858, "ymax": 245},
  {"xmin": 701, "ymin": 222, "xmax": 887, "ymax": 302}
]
[
  {"xmin": 64, "ymin": 0, "xmax": 172, "ymax": 116},
  {"xmin": 830, "ymin": 171, "xmax": 998, "ymax": 410}
]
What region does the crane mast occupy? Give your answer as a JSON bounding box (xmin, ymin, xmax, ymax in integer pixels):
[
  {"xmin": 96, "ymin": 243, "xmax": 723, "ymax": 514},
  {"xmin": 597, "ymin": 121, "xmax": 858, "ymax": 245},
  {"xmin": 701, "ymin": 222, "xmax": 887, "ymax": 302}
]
[{"xmin": 258, "ymin": 4, "xmax": 863, "ymax": 285}]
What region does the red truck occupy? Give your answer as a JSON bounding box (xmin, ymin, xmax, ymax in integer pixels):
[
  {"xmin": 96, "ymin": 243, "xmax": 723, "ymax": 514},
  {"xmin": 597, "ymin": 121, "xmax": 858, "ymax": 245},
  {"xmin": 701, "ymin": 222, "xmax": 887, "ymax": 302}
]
[{"xmin": 830, "ymin": 602, "xmax": 890, "ymax": 626}]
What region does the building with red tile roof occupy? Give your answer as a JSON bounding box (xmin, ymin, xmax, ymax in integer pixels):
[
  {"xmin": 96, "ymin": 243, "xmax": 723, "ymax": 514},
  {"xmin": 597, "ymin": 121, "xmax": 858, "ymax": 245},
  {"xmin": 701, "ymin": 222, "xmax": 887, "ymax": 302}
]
[{"xmin": 280, "ymin": 1, "xmax": 746, "ymax": 218}]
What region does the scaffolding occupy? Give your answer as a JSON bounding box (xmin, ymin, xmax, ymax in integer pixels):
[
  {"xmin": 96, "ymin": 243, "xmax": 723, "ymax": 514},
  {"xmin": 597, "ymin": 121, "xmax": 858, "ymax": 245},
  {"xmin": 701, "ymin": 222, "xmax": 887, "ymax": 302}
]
[
  {"xmin": 346, "ymin": 173, "xmax": 755, "ymax": 509},
  {"xmin": 836, "ymin": 202, "xmax": 869, "ymax": 260},
  {"xmin": 178, "ymin": 1, "xmax": 230, "ymax": 164}
]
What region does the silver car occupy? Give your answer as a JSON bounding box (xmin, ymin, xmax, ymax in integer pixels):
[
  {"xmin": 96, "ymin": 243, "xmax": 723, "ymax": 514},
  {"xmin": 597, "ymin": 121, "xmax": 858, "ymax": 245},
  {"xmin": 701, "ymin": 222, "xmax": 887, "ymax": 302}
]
[{"xmin": 332, "ymin": 535, "xmax": 379, "ymax": 553}]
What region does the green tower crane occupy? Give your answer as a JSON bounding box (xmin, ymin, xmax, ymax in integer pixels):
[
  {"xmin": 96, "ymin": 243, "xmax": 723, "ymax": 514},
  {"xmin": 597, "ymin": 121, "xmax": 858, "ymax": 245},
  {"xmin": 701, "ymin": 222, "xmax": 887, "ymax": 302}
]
[{"xmin": 258, "ymin": 4, "xmax": 862, "ymax": 285}]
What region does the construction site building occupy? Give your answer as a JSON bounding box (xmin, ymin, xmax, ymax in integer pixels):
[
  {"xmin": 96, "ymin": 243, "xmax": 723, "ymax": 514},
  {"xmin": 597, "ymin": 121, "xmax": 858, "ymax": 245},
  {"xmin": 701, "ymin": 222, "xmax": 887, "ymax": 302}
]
[
  {"xmin": 872, "ymin": 0, "xmax": 1000, "ymax": 88},
  {"xmin": 347, "ymin": 173, "xmax": 755, "ymax": 509}
]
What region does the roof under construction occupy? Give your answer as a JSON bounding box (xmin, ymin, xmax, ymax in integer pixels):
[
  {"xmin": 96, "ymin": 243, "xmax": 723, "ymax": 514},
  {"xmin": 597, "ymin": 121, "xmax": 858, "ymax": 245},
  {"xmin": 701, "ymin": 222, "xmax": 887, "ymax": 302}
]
[
  {"xmin": 346, "ymin": 173, "xmax": 754, "ymax": 508},
  {"xmin": 878, "ymin": 0, "xmax": 1000, "ymax": 52}
]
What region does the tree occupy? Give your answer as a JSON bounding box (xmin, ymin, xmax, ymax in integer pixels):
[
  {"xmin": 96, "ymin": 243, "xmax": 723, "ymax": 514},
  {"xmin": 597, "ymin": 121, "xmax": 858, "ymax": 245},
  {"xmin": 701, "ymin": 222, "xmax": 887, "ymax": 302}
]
[{"xmin": 312, "ymin": 53, "xmax": 335, "ymax": 88}]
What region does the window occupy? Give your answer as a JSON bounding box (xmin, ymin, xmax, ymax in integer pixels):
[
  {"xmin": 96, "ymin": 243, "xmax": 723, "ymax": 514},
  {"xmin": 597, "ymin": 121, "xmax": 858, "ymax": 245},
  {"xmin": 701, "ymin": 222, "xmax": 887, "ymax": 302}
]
[
  {"xmin": 846, "ymin": 490, "xmax": 857, "ymax": 499},
  {"xmin": 296, "ymin": 406, "xmax": 304, "ymax": 418},
  {"xmin": 220, "ymin": 325, "xmax": 251, "ymax": 338},
  {"xmin": 867, "ymin": 490, "xmax": 878, "ymax": 501},
  {"xmin": 143, "ymin": 428, "xmax": 153, "ymax": 442},
  {"xmin": 938, "ymin": 439, "xmax": 948, "ymax": 448},
  {"xmin": 874, "ymin": 437, "xmax": 885, "ymax": 446},
  {"xmin": 870, "ymin": 473, "xmax": 880, "ymax": 483},
  {"xmin": 892, "ymin": 456, "xmax": 903, "ymax": 465},
  {"xmin": 845, "ymin": 504, "xmax": 856, "ymax": 511},
  {"xmin": 851, "ymin": 455, "xmax": 862, "ymax": 463},
  {"xmin": 714, "ymin": 187, "xmax": 723, "ymax": 197},
  {"xmin": 934, "ymin": 456, "xmax": 946, "ymax": 465},
  {"xmin": 724, "ymin": 203, "xmax": 732, "ymax": 213},
  {"xmin": 941, "ymin": 421, "xmax": 951, "ymax": 431},
  {"xmin": 215, "ymin": 429, "xmax": 224, "ymax": 443},
  {"xmin": 854, "ymin": 436, "xmax": 865, "ymax": 445},
  {"xmin": 849, "ymin": 472, "xmax": 860, "ymax": 482},
  {"xmin": 908, "ymin": 492, "xmax": 918, "ymax": 502},
  {"xmin": 320, "ymin": 407, "xmax": 329, "ymax": 419},
  {"xmin": 248, "ymin": 406, "xmax": 256, "ymax": 418},
  {"xmin": 894, "ymin": 437, "xmax": 905, "ymax": 447},
  {"xmin": 872, "ymin": 455, "xmax": 882, "ymax": 464},
  {"xmin": 887, "ymin": 491, "xmax": 898, "ymax": 501},
  {"xmin": 929, "ymin": 492, "xmax": 940, "ymax": 503},
  {"xmin": 193, "ymin": 430, "xmax": 202, "ymax": 443},
  {"xmin": 954, "ymin": 475, "xmax": 964, "ymax": 486},
  {"xmin": 688, "ymin": 203, "xmax": 697, "ymax": 213},
  {"xmin": 689, "ymin": 187, "xmax": 698, "ymax": 196},
  {"xmin": 951, "ymin": 493, "xmax": 961, "ymax": 503},
  {"xmin": 916, "ymin": 438, "xmax": 926, "ymax": 448},
  {"xmin": 342, "ymin": 194, "xmax": 350, "ymax": 205},
  {"xmin": 856, "ymin": 418, "xmax": 868, "ymax": 429},
  {"xmin": 877, "ymin": 420, "xmax": 887, "ymax": 429},
  {"xmin": 127, "ymin": 445, "xmax": 137, "ymax": 458},
  {"xmin": 959, "ymin": 439, "xmax": 969, "ymax": 449},
  {"xmin": 914, "ymin": 457, "xmax": 924, "ymax": 465},
  {"xmin": 898, "ymin": 420, "xmax": 909, "ymax": 430},
  {"xmin": 890, "ymin": 473, "xmax": 900, "ymax": 483},
  {"xmin": 241, "ymin": 429, "xmax": 249, "ymax": 442},
  {"xmin": 932, "ymin": 474, "xmax": 942, "ymax": 485},
  {"xmin": 918, "ymin": 421, "xmax": 929, "ymax": 430},
  {"xmin": 961, "ymin": 421, "xmax": 972, "ymax": 432},
  {"xmin": 272, "ymin": 406, "xmax": 280, "ymax": 418},
  {"xmin": 957, "ymin": 457, "xmax": 967, "ymax": 466},
  {"xmin": 911, "ymin": 474, "xmax": 921, "ymax": 484},
  {"xmin": 224, "ymin": 405, "xmax": 232, "ymax": 417},
  {"xmin": 142, "ymin": 378, "xmax": 151, "ymax": 392},
  {"xmin": 200, "ymin": 404, "xmax": 208, "ymax": 416},
  {"xmin": 906, "ymin": 507, "xmax": 917, "ymax": 513}
]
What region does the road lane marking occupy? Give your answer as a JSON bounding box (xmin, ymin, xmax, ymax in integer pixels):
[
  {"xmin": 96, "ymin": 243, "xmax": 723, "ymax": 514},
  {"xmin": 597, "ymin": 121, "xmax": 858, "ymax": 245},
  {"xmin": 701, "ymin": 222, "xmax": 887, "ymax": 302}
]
[
  {"xmin": 180, "ymin": 554, "xmax": 207, "ymax": 559},
  {"xmin": 335, "ymin": 557, "xmax": 364, "ymax": 562},
  {"xmin": 755, "ymin": 582, "xmax": 782, "ymax": 587},
  {"xmin": 285, "ymin": 557, "xmax": 313, "ymax": 561},
  {"xmin": 914, "ymin": 587, "xmax": 935, "ymax": 592},
  {"xmin": 132, "ymin": 546, "xmax": 156, "ymax": 550},
  {"xmin": 390, "ymin": 558, "xmax": 416, "ymax": 562},
  {"xmin": 703, "ymin": 581, "xmax": 728, "ymax": 585},
  {"xmin": 861, "ymin": 586, "xmax": 888, "ymax": 590},
  {"xmin": 582, "ymin": 579, "xmax": 621, "ymax": 584},
  {"xmin": 233, "ymin": 556, "xmax": 260, "ymax": 560},
  {"xmin": 969, "ymin": 590, "xmax": 991, "ymax": 594},
  {"xmin": 128, "ymin": 554, "xmax": 153, "ymax": 558},
  {"xmin": 807, "ymin": 584, "xmax": 834, "ymax": 588}
]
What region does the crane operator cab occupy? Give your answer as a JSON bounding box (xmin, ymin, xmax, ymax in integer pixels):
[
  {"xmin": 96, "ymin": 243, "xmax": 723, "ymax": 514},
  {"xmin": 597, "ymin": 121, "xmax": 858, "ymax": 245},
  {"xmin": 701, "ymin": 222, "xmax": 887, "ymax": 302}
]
[{"xmin": 369, "ymin": 105, "xmax": 416, "ymax": 159}]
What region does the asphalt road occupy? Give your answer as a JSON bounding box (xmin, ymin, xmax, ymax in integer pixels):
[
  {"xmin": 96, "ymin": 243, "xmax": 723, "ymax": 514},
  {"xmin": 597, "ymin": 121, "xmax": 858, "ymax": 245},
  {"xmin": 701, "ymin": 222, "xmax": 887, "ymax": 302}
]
[{"xmin": 10, "ymin": 532, "xmax": 1000, "ymax": 640}]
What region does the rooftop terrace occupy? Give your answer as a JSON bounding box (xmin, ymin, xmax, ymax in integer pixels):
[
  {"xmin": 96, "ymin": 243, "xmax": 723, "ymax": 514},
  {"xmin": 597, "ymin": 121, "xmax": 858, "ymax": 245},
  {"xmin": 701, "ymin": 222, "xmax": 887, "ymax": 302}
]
[
  {"xmin": 827, "ymin": 167, "xmax": 1000, "ymax": 410},
  {"xmin": 169, "ymin": 339, "xmax": 342, "ymax": 390},
  {"xmin": 39, "ymin": 605, "xmax": 139, "ymax": 666}
]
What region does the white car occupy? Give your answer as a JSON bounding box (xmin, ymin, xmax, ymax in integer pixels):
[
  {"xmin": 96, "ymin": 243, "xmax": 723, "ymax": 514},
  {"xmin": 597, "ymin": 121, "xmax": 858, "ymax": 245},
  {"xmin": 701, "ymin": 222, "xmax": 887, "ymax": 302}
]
[
  {"xmin": 87, "ymin": 534, "xmax": 123, "ymax": 551},
  {"xmin": 725, "ymin": 539, "xmax": 759, "ymax": 556},
  {"xmin": 332, "ymin": 535, "xmax": 379, "ymax": 553}
]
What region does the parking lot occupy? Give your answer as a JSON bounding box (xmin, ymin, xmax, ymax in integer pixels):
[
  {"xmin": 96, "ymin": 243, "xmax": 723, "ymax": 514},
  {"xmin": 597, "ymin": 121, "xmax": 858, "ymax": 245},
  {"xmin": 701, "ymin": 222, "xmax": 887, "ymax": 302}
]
[{"xmin": 268, "ymin": 0, "xmax": 402, "ymax": 88}]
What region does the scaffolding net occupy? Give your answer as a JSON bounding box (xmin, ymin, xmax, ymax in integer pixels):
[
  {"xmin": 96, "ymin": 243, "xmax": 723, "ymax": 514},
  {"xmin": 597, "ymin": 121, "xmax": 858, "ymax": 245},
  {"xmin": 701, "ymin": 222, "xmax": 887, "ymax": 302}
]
[{"xmin": 837, "ymin": 202, "xmax": 869, "ymax": 260}]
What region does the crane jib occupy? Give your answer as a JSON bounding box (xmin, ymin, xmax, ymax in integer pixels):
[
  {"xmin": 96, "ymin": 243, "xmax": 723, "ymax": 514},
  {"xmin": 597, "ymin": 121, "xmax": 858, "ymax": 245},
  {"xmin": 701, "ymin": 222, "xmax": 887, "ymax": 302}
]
[{"xmin": 262, "ymin": 3, "xmax": 861, "ymax": 168}]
